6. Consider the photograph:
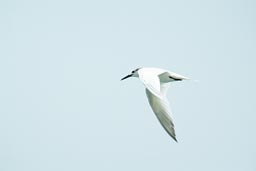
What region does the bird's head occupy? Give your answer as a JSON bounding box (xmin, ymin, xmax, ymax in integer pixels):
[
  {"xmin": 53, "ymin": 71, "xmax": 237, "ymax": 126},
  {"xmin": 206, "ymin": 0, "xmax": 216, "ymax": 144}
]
[{"xmin": 121, "ymin": 68, "xmax": 141, "ymax": 81}]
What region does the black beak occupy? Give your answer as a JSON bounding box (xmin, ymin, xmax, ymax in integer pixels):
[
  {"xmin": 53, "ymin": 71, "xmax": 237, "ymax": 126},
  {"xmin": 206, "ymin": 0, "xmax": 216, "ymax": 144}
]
[{"xmin": 121, "ymin": 74, "xmax": 132, "ymax": 81}]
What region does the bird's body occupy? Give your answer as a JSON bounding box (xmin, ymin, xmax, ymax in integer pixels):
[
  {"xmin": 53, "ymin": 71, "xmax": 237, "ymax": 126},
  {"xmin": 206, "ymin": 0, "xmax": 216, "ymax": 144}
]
[{"xmin": 121, "ymin": 67, "xmax": 189, "ymax": 142}]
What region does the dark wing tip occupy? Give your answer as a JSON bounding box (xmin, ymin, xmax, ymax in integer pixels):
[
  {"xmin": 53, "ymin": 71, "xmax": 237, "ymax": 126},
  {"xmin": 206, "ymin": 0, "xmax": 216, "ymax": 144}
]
[
  {"xmin": 169, "ymin": 76, "xmax": 182, "ymax": 81},
  {"xmin": 172, "ymin": 136, "xmax": 178, "ymax": 143}
]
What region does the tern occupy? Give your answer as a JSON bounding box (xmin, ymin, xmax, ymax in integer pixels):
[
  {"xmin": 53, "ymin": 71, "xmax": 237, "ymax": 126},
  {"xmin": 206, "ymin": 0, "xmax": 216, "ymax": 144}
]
[{"xmin": 121, "ymin": 67, "xmax": 189, "ymax": 142}]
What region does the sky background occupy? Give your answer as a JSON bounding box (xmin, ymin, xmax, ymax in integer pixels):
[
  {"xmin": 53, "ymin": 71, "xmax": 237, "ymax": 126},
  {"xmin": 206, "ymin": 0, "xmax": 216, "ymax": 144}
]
[{"xmin": 0, "ymin": 0, "xmax": 256, "ymax": 170}]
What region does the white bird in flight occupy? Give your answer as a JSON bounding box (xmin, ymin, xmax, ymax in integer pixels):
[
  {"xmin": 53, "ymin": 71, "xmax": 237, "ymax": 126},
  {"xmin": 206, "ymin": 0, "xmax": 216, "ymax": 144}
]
[{"xmin": 121, "ymin": 67, "xmax": 189, "ymax": 142}]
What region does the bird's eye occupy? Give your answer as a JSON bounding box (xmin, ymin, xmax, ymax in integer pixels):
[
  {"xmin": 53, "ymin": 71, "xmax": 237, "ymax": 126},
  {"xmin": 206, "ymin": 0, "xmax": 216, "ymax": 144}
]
[{"xmin": 132, "ymin": 71, "xmax": 135, "ymax": 73}]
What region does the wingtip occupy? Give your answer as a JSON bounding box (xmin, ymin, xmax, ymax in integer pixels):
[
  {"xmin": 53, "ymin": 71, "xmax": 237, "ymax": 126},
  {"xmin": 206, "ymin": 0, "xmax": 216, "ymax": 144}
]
[{"xmin": 171, "ymin": 136, "xmax": 178, "ymax": 142}]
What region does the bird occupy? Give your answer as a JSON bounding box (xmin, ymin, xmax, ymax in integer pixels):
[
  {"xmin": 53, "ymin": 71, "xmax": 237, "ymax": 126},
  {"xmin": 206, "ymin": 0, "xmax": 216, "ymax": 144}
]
[{"xmin": 121, "ymin": 67, "xmax": 189, "ymax": 142}]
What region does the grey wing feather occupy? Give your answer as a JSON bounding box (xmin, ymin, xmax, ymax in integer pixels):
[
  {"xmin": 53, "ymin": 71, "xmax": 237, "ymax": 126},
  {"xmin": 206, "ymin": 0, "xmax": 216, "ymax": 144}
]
[
  {"xmin": 160, "ymin": 83, "xmax": 170, "ymax": 95},
  {"xmin": 146, "ymin": 89, "xmax": 177, "ymax": 142}
]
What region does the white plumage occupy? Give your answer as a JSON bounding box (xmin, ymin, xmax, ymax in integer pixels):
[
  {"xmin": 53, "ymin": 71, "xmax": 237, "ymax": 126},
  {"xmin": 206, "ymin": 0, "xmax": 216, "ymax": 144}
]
[{"xmin": 121, "ymin": 67, "xmax": 189, "ymax": 142}]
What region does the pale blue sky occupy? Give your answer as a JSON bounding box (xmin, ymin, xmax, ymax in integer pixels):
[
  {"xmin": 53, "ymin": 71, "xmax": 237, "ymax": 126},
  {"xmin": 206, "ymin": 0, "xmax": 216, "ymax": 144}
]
[{"xmin": 0, "ymin": 0, "xmax": 256, "ymax": 170}]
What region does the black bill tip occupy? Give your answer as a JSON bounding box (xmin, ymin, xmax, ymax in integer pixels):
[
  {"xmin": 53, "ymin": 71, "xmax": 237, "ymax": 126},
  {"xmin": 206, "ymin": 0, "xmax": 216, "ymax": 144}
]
[{"xmin": 120, "ymin": 74, "xmax": 132, "ymax": 81}]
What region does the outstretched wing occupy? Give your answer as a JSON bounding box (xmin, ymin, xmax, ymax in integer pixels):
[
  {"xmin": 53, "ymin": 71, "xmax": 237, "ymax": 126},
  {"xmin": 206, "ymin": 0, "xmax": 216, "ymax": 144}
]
[
  {"xmin": 138, "ymin": 69, "xmax": 163, "ymax": 99},
  {"xmin": 146, "ymin": 89, "xmax": 177, "ymax": 142},
  {"xmin": 139, "ymin": 68, "xmax": 163, "ymax": 99}
]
